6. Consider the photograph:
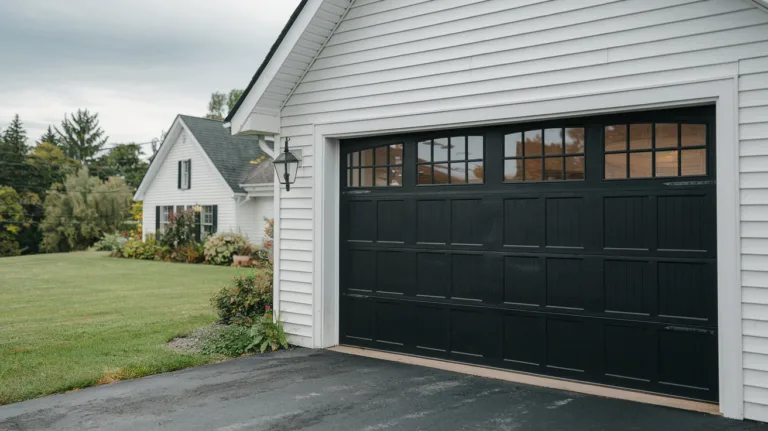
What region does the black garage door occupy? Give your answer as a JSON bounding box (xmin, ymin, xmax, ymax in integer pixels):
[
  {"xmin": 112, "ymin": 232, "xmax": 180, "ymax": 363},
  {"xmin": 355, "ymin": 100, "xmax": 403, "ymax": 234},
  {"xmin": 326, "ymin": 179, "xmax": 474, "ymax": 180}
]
[{"xmin": 339, "ymin": 106, "xmax": 718, "ymax": 401}]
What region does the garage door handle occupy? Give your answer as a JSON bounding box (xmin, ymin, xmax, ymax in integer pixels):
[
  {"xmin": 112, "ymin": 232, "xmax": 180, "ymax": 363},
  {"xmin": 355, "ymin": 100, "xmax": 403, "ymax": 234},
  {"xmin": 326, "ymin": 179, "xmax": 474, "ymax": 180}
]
[
  {"xmin": 664, "ymin": 326, "xmax": 715, "ymax": 335},
  {"xmin": 344, "ymin": 190, "xmax": 371, "ymax": 195},
  {"xmin": 345, "ymin": 293, "xmax": 369, "ymax": 299}
]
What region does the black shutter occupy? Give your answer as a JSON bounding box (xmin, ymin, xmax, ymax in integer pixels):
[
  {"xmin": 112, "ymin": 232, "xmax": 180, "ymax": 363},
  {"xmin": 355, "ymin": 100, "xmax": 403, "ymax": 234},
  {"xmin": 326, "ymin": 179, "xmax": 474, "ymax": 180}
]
[
  {"xmin": 187, "ymin": 160, "xmax": 191, "ymax": 189},
  {"xmin": 212, "ymin": 205, "xmax": 218, "ymax": 234},
  {"xmin": 194, "ymin": 210, "xmax": 201, "ymax": 243},
  {"xmin": 177, "ymin": 161, "xmax": 182, "ymax": 189},
  {"xmin": 155, "ymin": 206, "xmax": 160, "ymax": 231}
]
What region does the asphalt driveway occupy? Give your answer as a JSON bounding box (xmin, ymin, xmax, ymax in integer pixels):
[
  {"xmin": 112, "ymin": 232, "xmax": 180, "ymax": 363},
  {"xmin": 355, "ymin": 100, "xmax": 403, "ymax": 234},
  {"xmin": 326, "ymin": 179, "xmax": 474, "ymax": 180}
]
[{"xmin": 1, "ymin": 349, "xmax": 766, "ymax": 431}]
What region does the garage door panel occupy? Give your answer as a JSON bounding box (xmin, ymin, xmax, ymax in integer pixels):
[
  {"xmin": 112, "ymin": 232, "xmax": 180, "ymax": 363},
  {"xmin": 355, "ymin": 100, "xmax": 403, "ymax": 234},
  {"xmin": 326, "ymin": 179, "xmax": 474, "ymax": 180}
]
[
  {"xmin": 417, "ymin": 200, "xmax": 449, "ymax": 244},
  {"xmin": 414, "ymin": 305, "xmax": 450, "ymax": 353},
  {"xmin": 545, "ymin": 258, "xmax": 585, "ymax": 310},
  {"xmin": 657, "ymin": 261, "xmax": 716, "ymax": 322},
  {"xmin": 503, "ymin": 256, "xmax": 545, "ymax": 306},
  {"xmin": 604, "ymin": 259, "xmax": 653, "ymax": 315},
  {"xmin": 450, "ymin": 309, "xmax": 502, "ymax": 360},
  {"xmin": 348, "ymin": 200, "xmax": 376, "ymax": 241},
  {"xmin": 340, "ymin": 106, "xmax": 718, "ymax": 401},
  {"xmin": 503, "ymin": 198, "xmax": 544, "ymax": 247},
  {"xmin": 503, "ymin": 314, "xmax": 546, "ymax": 367},
  {"xmin": 416, "ymin": 252, "xmax": 451, "ymax": 298},
  {"xmin": 604, "ymin": 196, "xmax": 652, "ymax": 250},
  {"xmin": 546, "ymin": 318, "xmax": 591, "ymax": 374},
  {"xmin": 545, "ymin": 198, "xmax": 586, "ymax": 248},
  {"xmin": 348, "ymin": 250, "xmax": 376, "ymax": 292},
  {"xmin": 658, "ymin": 329, "xmax": 718, "ymax": 397},
  {"xmin": 657, "ymin": 194, "xmax": 710, "ymax": 252},
  {"xmin": 451, "ymin": 199, "xmax": 487, "ymax": 245},
  {"xmin": 376, "ymin": 251, "xmax": 415, "ymax": 295},
  {"xmin": 377, "ymin": 200, "xmax": 407, "ymax": 243},
  {"xmin": 603, "ymin": 324, "xmax": 655, "ymax": 383}
]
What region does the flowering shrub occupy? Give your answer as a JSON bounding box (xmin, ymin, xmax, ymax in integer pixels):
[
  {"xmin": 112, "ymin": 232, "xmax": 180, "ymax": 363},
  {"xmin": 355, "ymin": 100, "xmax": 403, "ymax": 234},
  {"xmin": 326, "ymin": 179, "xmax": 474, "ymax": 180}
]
[
  {"xmin": 160, "ymin": 209, "xmax": 198, "ymax": 248},
  {"xmin": 211, "ymin": 269, "xmax": 273, "ymax": 325},
  {"xmin": 203, "ymin": 232, "xmax": 252, "ymax": 266}
]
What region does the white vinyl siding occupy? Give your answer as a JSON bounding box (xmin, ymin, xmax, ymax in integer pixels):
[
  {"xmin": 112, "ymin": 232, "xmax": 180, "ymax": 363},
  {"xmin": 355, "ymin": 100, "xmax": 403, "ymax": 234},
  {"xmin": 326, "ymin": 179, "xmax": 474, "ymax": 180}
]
[
  {"xmin": 741, "ymin": 53, "xmax": 768, "ymax": 422},
  {"xmin": 142, "ymin": 126, "xmax": 237, "ymax": 239},
  {"xmin": 258, "ymin": 0, "xmax": 768, "ymax": 418},
  {"xmin": 236, "ymin": 197, "xmax": 275, "ymax": 244}
]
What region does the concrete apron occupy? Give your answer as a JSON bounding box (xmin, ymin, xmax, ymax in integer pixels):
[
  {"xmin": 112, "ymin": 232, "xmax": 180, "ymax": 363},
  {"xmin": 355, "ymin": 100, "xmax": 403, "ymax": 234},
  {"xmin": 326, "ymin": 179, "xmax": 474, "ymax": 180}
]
[{"xmin": 329, "ymin": 346, "xmax": 720, "ymax": 416}]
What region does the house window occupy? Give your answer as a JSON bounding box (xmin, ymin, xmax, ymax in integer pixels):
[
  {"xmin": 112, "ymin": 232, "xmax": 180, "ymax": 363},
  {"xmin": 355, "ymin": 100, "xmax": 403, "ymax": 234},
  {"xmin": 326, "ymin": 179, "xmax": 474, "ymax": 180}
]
[
  {"xmin": 201, "ymin": 205, "xmax": 215, "ymax": 238},
  {"xmin": 346, "ymin": 143, "xmax": 403, "ymax": 187},
  {"xmin": 417, "ymin": 135, "xmax": 484, "ymax": 185},
  {"xmin": 179, "ymin": 159, "xmax": 191, "ymax": 190},
  {"xmin": 504, "ymin": 128, "xmax": 585, "ymax": 182},
  {"xmin": 159, "ymin": 206, "xmax": 174, "ymax": 232},
  {"xmin": 604, "ymin": 123, "xmax": 707, "ymax": 179}
]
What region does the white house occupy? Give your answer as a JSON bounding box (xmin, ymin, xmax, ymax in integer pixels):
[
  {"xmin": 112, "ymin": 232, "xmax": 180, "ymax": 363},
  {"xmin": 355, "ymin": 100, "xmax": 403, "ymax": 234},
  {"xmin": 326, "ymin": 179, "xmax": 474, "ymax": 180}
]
[
  {"xmin": 225, "ymin": 0, "xmax": 768, "ymax": 421},
  {"xmin": 134, "ymin": 115, "xmax": 273, "ymax": 244}
]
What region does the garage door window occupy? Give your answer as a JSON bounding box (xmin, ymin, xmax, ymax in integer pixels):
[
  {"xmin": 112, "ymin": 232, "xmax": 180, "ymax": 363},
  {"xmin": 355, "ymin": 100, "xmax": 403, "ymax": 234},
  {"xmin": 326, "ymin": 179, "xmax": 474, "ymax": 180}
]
[
  {"xmin": 604, "ymin": 123, "xmax": 707, "ymax": 179},
  {"xmin": 504, "ymin": 128, "xmax": 585, "ymax": 182},
  {"xmin": 347, "ymin": 143, "xmax": 404, "ymax": 188},
  {"xmin": 417, "ymin": 136, "xmax": 484, "ymax": 185}
]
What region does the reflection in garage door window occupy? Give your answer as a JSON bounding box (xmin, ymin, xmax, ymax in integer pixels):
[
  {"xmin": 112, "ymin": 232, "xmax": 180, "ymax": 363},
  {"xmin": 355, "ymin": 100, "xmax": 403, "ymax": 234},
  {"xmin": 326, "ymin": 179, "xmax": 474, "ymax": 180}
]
[
  {"xmin": 504, "ymin": 128, "xmax": 585, "ymax": 182},
  {"xmin": 604, "ymin": 123, "xmax": 707, "ymax": 179},
  {"xmin": 417, "ymin": 135, "xmax": 484, "ymax": 185},
  {"xmin": 346, "ymin": 143, "xmax": 404, "ymax": 188}
]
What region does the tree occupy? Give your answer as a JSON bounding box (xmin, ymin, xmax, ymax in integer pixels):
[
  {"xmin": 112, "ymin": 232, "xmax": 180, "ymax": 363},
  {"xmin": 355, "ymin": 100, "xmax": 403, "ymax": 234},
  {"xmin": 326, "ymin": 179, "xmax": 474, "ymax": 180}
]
[
  {"xmin": 0, "ymin": 186, "xmax": 28, "ymax": 256},
  {"xmin": 0, "ymin": 114, "xmax": 31, "ymax": 193},
  {"xmin": 89, "ymin": 143, "xmax": 149, "ymax": 190},
  {"xmin": 205, "ymin": 89, "xmax": 243, "ymax": 120},
  {"xmin": 40, "ymin": 167, "xmax": 132, "ymax": 252},
  {"xmin": 56, "ymin": 109, "xmax": 108, "ymax": 161},
  {"xmin": 37, "ymin": 126, "xmax": 59, "ymax": 146},
  {"xmin": 26, "ymin": 143, "xmax": 77, "ymax": 195}
]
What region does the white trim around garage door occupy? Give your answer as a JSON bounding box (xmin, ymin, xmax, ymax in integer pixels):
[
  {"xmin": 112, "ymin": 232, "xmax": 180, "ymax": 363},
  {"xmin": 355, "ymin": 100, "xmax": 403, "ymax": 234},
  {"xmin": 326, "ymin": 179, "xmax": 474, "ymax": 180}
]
[{"xmin": 308, "ymin": 77, "xmax": 742, "ymax": 419}]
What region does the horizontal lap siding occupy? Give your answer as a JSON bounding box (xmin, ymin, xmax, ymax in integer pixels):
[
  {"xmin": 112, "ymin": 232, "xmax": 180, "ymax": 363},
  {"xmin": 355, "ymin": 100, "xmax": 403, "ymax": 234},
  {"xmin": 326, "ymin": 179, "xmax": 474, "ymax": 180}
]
[
  {"xmin": 142, "ymin": 130, "xmax": 236, "ymax": 238},
  {"xmin": 741, "ymin": 53, "xmax": 768, "ymax": 421},
  {"xmin": 275, "ymin": 1, "xmax": 768, "ymax": 393}
]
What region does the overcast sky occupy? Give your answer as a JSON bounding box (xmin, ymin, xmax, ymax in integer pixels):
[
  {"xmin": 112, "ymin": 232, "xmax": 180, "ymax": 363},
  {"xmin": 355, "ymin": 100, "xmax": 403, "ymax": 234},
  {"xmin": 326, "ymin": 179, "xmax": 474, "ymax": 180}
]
[{"xmin": 0, "ymin": 0, "xmax": 300, "ymax": 153}]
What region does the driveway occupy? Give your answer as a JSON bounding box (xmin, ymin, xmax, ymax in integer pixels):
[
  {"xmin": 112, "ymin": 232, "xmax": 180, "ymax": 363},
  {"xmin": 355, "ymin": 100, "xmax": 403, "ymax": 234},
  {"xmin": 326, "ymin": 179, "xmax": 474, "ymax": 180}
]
[{"xmin": 0, "ymin": 349, "xmax": 765, "ymax": 431}]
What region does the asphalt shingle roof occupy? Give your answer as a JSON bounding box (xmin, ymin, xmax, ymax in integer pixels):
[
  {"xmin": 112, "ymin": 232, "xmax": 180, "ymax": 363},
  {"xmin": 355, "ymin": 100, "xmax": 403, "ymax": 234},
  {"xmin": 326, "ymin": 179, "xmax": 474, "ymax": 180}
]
[{"xmin": 179, "ymin": 115, "xmax": 273, "ymax": 193}]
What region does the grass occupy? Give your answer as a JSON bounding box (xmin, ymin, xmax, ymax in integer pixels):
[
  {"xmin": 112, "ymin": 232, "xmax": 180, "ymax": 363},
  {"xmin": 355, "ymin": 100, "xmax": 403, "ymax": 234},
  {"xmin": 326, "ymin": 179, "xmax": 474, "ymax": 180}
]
[{"xmin": 0, "ymin": 251, "xmax": 249, "ymax": 405}]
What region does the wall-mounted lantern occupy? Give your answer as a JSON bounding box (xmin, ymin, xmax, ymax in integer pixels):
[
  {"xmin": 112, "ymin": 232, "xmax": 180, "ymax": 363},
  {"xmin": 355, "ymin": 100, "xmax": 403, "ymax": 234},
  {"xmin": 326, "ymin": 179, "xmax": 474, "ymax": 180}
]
[{"xmin": 273, "ymin": 137, "xmax": 300, "ymax": 192}]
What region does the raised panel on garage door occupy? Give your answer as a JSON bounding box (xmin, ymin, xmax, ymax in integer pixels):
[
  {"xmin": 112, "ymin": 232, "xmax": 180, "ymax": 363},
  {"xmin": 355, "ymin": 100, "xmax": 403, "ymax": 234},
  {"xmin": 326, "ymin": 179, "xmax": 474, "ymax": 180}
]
[{"xmin": 339, "ymin": 106, "xmax": 718, "ymax": 402}]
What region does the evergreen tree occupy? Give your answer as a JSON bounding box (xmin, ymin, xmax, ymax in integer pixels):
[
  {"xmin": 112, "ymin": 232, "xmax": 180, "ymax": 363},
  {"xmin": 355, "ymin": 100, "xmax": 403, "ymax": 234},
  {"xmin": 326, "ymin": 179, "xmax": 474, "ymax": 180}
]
[
  {"xmin": 0, "ymin": 114, "xmax": 31, "ymax": 192},
  {"xmin": 88, "ymin": 143, "xmax": 148, "ymax": 190},
  {"xmin": 37, "ymin": 126, "xmax": 59, "ymax": 146},
  {"xmin": 55, "ymin": 109, "xmax": 108, "ymax": 162}
]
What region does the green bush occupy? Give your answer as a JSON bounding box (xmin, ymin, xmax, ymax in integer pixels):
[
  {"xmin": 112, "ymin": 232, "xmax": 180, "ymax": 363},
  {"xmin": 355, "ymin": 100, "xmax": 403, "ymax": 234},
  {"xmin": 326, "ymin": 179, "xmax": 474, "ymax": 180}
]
[
  {"xmin": 203, "ymin": 232, "xmax": 252, "ymax": 266},
  {"xmin": 93, "ymin": 233, "xmax": 128, "ymax": 253},
  {"xmin": 211, "ymin": 269, "xmax": 273, "ymax": 325},
  {"xmin": 159, "ymin": 209, "xmax": 198, "ymax": 248},
  {"xmin": 248, "ymin": 311, "xmax": 289, "ymax": 353},
  {"xmin": 170, "ymin": 242, "xmax": 205, "ymax": 264},
  {"xmin": 122, "ymin": 238, "xmax": 160, "ymax": 260},
  {"xmin": 201, "ymin": 325, "xmax": 252, "ymax": 356},
  {"xmin": 201, "ymin": 313, "xmax": 288, "ymax": 357}
]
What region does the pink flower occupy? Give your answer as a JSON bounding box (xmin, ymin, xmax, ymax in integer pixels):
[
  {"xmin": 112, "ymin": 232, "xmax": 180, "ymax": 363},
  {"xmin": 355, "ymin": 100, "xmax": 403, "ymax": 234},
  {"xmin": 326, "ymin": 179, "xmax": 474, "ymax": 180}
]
[{"xmin": 265, "ymin": 305, "xmax": 271, "ymax": 312}]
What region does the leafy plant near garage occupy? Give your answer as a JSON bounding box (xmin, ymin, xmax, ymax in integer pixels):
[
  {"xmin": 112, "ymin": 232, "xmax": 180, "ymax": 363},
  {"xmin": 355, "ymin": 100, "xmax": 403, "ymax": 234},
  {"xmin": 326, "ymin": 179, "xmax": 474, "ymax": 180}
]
[
  {"xmin": 247, "ymin": 310, "xmax": 288, "ymax": 353},
  {"xmin": 200, "ymin": 312, "xmax": 288, "ymax": 356},
  {"xmin": 211, "ymin": 269, "xmax": 273, "ymax": 325}
]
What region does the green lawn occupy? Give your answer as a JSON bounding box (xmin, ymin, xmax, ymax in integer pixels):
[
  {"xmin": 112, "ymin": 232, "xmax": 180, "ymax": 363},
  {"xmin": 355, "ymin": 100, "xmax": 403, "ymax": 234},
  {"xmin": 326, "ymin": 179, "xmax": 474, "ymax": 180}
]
[{"xmin": 0, "ymin": 252, "xmax": 248, "ymax": 405}]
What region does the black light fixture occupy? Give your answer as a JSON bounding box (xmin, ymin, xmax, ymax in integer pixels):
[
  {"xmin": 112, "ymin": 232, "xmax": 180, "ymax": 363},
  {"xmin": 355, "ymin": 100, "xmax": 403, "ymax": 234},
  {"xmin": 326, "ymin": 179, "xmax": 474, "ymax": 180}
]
[{"xmin": 273, "ymin": 137, "xmax": 299, "ymax": 192}]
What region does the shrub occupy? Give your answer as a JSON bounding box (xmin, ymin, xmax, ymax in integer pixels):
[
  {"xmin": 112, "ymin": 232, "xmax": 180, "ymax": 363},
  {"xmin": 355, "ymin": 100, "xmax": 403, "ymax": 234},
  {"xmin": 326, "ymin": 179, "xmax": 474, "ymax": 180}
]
[
  {"xmin": 203, "ymin": 232, "xmax": 252, "ymax": 266},
  {"xmin": 248, "ymin": 310, "xmax": 289, "ymax": 353},
  {"xmin": 94, "ymin": 233, "xmax": 128, "ymax": 253},
  {"xmin": 159, "ymin": 209, "xmax": 197, "ymax": 248},
  {"xmin": 201, "ymin": 325, "xmax": 252, "ymax": 356},
  {"xmin": 0, "ymin": 186, "xmax": 28, "ymax": 257},
  {"xmin": 211, "ymin": 269, "xmax": 273, "ymax": 325},
  {"xmin": 201, "ymin": 312, "xmax": 288, "ymax": 357},
  {"xmin": 122, "ymin": 238, "xmax": 160, "ymax": 260},
  {"xmin": 170, "ymin": 242, "xmax": 204, "ymax": 264}
]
